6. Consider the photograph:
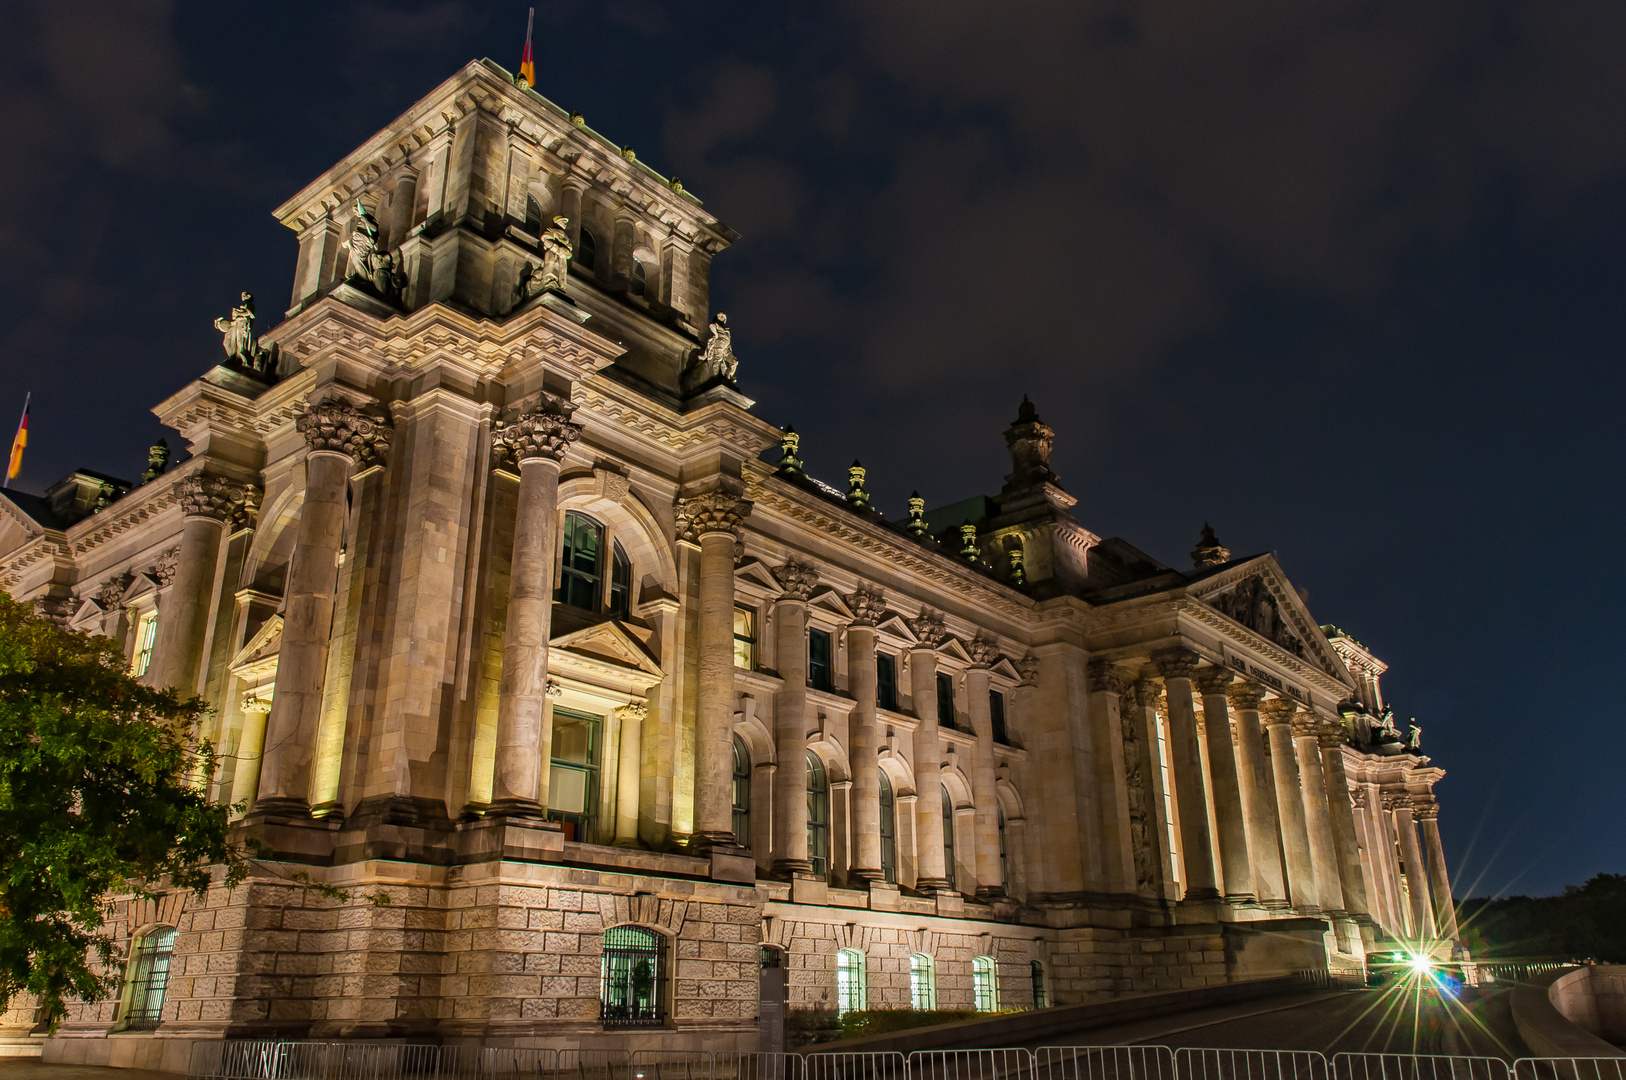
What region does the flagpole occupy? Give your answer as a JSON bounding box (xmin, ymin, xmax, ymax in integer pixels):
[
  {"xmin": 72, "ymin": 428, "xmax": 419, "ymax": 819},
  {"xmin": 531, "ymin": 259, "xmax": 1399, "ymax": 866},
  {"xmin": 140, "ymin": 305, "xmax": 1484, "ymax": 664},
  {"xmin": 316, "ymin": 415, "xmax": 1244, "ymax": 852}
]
[{"xmin": 3, "ymin": 392, "xmax": 28, "ymax": 490}]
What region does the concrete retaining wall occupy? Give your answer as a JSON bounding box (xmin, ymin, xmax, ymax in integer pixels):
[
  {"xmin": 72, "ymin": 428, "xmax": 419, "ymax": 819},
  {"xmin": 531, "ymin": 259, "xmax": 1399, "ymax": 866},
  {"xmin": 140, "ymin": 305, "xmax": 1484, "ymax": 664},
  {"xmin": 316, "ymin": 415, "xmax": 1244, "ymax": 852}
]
[{"xmin": 1510, "ymin": 967, "xmax": 1626, "ymax": 1059}]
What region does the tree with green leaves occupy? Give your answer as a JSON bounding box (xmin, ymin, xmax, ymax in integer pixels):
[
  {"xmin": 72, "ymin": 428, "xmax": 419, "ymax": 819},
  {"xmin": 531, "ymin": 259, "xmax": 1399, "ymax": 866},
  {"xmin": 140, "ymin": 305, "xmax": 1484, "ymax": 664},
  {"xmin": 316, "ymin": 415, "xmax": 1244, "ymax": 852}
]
[{"xmin": 0, "ymin": 589, "xmax": 243, "ymax": 1029}]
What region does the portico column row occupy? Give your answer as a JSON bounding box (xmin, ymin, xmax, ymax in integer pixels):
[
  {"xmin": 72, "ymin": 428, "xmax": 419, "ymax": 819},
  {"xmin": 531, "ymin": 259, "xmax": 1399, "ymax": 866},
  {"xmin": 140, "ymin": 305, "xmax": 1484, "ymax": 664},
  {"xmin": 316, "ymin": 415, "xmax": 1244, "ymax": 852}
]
[
  {"xmin": 1226, "ymin": 681, "xmax": 1288, "ymax": 908},
  {"xmin": 489, "ymin": 394, "xmax": 581, "ymax": 817},
  {"xmin": 677, "ymin": 488, "xmax": 753, "ymax": 849},
  {"xmin": 253, "ymin": 399, "xmax": 392, "ymax": 817},
  {"xmin": 1152, "ymin": 648, "xmax": 1218, "ymax": 901},
  {"xmin": 847, "ymin": 586, "xmax": 887, "ymax": 882},
  {"xmin": 771, "ymin": 558, "xmax": 818, "ymax": 875},
  {"xmin": 1194, "ymin": 666, "xmax": 1255, "ymax": 905},
  {"xmin": 1318, "ymin": 723, "xmax": 1372, "ymax": 921},
  {"xmin": 1393, "ymin": 795, "xmax": 1436, "ymax": 939},
  {"xmin": 1260, "ymin": 698, "xmax": 1320, "ymax": 912},
  {"xmin": 907, "ymin": 610, "xmax": 951, "ymax": 891},
  {"xmin": 1293, "ymin": 711, "xmax": 1346, "ymax": 916}
]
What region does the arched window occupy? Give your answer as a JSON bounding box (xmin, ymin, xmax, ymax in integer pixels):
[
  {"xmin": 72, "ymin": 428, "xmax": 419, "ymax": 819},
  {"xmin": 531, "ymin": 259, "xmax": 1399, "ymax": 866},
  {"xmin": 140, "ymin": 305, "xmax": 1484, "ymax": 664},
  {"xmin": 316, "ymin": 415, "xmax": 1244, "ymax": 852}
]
[
  {"xmin": 807, "ymin": 751, "xmax": 829, "ymax": 878},
  {"xmin": 629, "ymin": 258, "xmax": 647, "ymax": 297},
  {"xmin": 1030, "ymin": 959, "xmax": 1048, "ymax": 1008},
  {"xmin": 561, "ymin": 512, "xmax": 604, "ymax": 611},
  {"xmin": 577, "ymin": 227, "xmax": 598, "ymax": 274},
  {"xmin": 941, "ymin": 784, "xmax": 956, "ymax": 891},
  {"xmin": 909, "ymin": 953, "xmax": 936, "ymax": 1010},
  {"xmin": 972, "ymin": 955, "xmax": 999, "ymax": 1012},
  {"xmin": 732, "ymin": 735, "xmax": 751, "ymax": 848},
  {"xmin": 878, "ymin": 771, "xmax": 897, "ymax": 884},
  {"xmin": 609, "ymin": 539, "xmax": 632, "ymax": 618},
  {"xmin": 119, "ymin": 926, "xmax": 176, "ymax": 1030},
  {"xmin": 601, "ymin": 925, "xmax": 665, "ymax": 1028},
  {"xmin": 836, "ymin": 949, "xmax": 866, "ymax": 1015},
  {"xmin": 524, "ymin": 194, "xmax": 543, "ymax": 235}
]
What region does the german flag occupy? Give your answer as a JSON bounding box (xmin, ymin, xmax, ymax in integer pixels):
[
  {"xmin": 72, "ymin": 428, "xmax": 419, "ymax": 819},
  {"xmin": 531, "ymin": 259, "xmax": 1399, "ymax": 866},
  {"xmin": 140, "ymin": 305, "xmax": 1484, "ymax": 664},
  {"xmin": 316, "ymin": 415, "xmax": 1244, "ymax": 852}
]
[
  {"xmin": 4, "ymin": 394, "xmax": 26, "ymax": 488},
  {"xmin": 519, "ymin": 8, "xmax": 535, "ymax": 87}
]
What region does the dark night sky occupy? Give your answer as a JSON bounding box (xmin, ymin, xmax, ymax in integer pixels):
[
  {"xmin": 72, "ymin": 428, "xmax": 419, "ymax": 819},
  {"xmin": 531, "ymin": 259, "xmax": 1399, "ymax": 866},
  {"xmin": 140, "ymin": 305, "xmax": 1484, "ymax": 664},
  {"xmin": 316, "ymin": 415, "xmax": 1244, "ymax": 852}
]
[{"xmin": 3, "ymin": 1, "xmax": 1622, "ymax": 899}]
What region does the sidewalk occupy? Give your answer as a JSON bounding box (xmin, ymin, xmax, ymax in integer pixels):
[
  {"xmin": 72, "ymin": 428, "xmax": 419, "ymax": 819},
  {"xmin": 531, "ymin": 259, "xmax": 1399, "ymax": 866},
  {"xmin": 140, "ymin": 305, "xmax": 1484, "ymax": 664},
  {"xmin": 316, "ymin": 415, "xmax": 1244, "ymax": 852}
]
[{"xmin": 0, "ymin": 1063, "xmax": 174, "ymax": 1080}]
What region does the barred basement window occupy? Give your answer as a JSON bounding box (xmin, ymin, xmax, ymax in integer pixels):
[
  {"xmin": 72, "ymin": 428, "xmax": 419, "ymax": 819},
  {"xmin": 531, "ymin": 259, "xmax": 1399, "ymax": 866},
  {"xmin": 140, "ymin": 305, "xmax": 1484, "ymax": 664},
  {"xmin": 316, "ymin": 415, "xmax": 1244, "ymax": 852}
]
[
  {"xmin": 973, "ymin": 955, "xmax": 999, "ymax": 1011},
  {"xmin": 600, "ymin": 926, "xmax": 665, "ymax": 1028},
  {"xmin": 1031, "ymin": 960, "xmax": 1048, "ymax": 1008},
  {"xmin": 120, "ymin": 926, "xmax": 176, "ymax": 1030},
  {"xmin": 909, "ymin": 953, "xmax": 936, "ymax": 1010},
  {"xmin": 836, "ymin": 948, "xmax": 866, "ymax": 1015}
]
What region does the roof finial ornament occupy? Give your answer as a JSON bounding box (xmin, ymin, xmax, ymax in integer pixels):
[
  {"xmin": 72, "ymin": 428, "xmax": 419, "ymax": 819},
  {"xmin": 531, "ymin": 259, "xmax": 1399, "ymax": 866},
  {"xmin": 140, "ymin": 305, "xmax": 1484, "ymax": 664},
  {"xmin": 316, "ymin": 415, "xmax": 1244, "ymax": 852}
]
[
  {"xmin": 905, "ymin": 492, "xmax": 927, "ymax": 536},
  {"xmin": 141, "ymin": 439, "xmax": 170, "ymax": 485},
  {"xmin": 1002, "ymin": 394, "xmax": 1060, "ymax": 495},
  {"xmin": 776, "ymin": 426, "xmax": 803, "ymax": 477},
  {"xmin": 846, "ymin": 461, "xmax": 870, "ymax": 509},
  {"xmin": 959, "ymin": 522, "xmax": 980, "ymax": 562},
  {"xmin": 1191, "ymin": 522, "xmax": 1230, "ymax": 569}
]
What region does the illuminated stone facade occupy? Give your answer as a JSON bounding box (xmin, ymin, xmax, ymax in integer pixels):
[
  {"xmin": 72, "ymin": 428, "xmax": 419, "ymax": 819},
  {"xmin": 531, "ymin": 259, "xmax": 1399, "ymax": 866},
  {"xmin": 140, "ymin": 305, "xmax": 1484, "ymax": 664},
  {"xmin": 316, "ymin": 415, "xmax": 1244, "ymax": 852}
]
[{"xmin": 0, "ymin": 60, "xmax": 1457, "ymax": 1068}]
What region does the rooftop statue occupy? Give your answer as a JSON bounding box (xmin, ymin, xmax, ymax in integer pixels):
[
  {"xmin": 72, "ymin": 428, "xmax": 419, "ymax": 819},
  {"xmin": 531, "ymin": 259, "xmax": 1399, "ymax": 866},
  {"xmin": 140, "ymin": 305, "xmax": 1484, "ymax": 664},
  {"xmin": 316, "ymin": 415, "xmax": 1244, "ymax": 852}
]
[
  {"xmin": 515, "ymin": 217, "xmax": 573, "ymax": 306},
  {"xmin": 685, "ymin": 312, "xmax": 738, "ymax": 389},
  {"xmin": 346, "ymin": 200, "xmax": 407, "ymax": 305},
  {"xmin": 213, "ymin": 292, "xmax": 279, "ymax": 379}
]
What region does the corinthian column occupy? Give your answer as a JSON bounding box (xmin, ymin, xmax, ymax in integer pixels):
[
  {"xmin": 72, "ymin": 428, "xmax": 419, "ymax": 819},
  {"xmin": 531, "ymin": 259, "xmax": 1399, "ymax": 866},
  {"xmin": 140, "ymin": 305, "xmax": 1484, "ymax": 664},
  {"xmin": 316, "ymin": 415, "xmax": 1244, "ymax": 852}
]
[
  {"xmin": 1227, "ymin": 681, "xmax": 1288, "ymax": 908},
  {"xmin": 1195, "ymin": 666, "xmax": 1254, "ymax": 904},
  {"xmin": 489, "ymin": 396, "xmax": 581, "ymax": 816},
  {"xmin": 907, "ymin": 611, "xmax": 951, "ymax": 891},
  {"xmin": 1318, "ymin": 721, "xmax": 1371, "ymax": 920},
  {"xmin": 847, "ymin": 586, "xmax": 886, "ymax": 882},
  {"xmin": 254, "ymin": 399, "xmax": 390, "ymax": 816},
  {"xmin": 148, "ymin": 472, "xmax": 243, "ymax": 695},
  {"xmin": 613, "ymin": 702, "xmax": 648, "ymax": 846},
  {"xmin": 678, "ymin": 489, "xmax": 753, "ymax": 849},
  {"xmin": 1415, "ymin": 801, "xmax": 1459, "ymax": 940},
  {"xmin": 965, "ymin": 634, "xmax": 1004, "ymax": 899},
  {"xmin": 1261, "ymin": 698, "xmax": 1319, "ymax": 913},
  {"xmin": 1293, "ymin": 710, "xmax": 1345, "ymax": 916},
  {"xmin": 771, "ymin": 558, "xmax": 818, "ymax": 875},
  {"xmin": 1394, "ymin": 796, "xmax": 1436, "ymax": 938},
  {"xmin": 1152, "ymin": 648, "xmax": 1218, "ymax": 901}
]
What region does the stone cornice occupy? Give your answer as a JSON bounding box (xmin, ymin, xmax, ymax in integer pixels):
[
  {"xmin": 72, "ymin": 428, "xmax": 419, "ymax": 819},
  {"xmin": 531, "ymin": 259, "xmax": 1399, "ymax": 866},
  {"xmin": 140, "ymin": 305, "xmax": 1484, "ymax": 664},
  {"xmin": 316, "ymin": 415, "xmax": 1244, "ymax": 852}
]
[
  {"xmin": 576, "ymin": 378, "xmax": 779, "ymax": 459},
  {"xmin": 0, "ymin": 534, "xmax": 70, "ymax": 591}
]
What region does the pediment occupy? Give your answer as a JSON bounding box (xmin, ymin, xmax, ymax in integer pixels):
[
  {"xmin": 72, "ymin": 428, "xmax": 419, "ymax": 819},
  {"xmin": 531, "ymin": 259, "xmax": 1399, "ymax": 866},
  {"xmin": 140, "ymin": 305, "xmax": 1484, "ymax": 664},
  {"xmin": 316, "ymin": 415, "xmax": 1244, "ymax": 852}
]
[
  {"xmin": 875, "ymin": 614, "xmax": 917, "ymax": 643},
  {"xmin": 937, "ymin": 637, "xmax": 974, "ymax": 664},
  {"xmin": 550, "ymin": 619, "xmax": 663, "ymax": 677},
  {"xmin": 121, "ymin": 572, "xmax": 162, "ymax": 604},
  {"xmin": 1190, "ymin": 557, "xmax": 1348, "ymax": 680},
  {"xmin": 734, "ymin": 558, "xmax": 784, "ymax": 594},
  {"xmin": 990, "ymin": 657, "xmax": 1021, "ymax": 682},
  {"xmin": 808, "ymin": 587, "xmax": 853, "ymax": 620},
  {"xmin": 66, "ymin": 598, "xmax": 108, "ymax": 631},
  {"xmin": 230, "ymin": 614, "xmax": 284, "ymax": 677}
]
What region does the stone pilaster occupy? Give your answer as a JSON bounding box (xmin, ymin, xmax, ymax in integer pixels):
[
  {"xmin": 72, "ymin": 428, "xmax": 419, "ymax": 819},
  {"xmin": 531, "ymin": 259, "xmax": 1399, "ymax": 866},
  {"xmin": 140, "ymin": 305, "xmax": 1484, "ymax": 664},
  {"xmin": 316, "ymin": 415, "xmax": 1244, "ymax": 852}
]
[
  {"xmin": 1227, "ymin": 681, "xmax": 1288, "ymax": 908},
  {"xmin": 1393, "ymin": 796, "xmax": 1436, "ymax": 938},
  {"xmin": 771, "ymin": 558, "xmax": 818, "ymax": 875},
  {"xmin": 613, "ymin": 702, "xmax": 648, "ymax": 846},
  {"xmin": 148, "ymin": 472, "xmax": 242, "ymax": 695},
  {"xmin": 1415, "ymin": 800, "xmax": 1459, "ymax": 941},
  {"xmin": 1194, "ymin": 665, "xmax": 1254, "ymax": 904},
  {"xmin": 907, "ymin": 611, "xmax": 951, "ymax": 892},
  {"xmin": 846, "ymin": 585, "xmax": 886, "ymax": 882},
  {"xmin": 1317, "ymin": 722, "xmax": 1372, "ymax": 921},
  {"xmin": 489, "ymin": 396, "xmax": 581, "ymax": 817},
  {"xmin": 1012, "ymin": 653, "xmax": 1043, "ymax": 897},
  {"xmin": 677, "ymin": 489, "xmax": 753, "ymax": 850},
  {"xmin": 1152, "ymin": 648, "xmax": 1218, "ymax": 901},
  {"xmin": 1261, "ymin": 698, "xmax": 1320, "ymax": 913},
  {"xmin": 253, "ymin": 399, "xmax": 391, "ymax": 818},
  {"xmin": 1292, "ymin": 710, "xmax": 1345, "ymax": 916},
  {"xmin": 965, "ymin": 633, "xmax": 1004, "ymax": 899}
]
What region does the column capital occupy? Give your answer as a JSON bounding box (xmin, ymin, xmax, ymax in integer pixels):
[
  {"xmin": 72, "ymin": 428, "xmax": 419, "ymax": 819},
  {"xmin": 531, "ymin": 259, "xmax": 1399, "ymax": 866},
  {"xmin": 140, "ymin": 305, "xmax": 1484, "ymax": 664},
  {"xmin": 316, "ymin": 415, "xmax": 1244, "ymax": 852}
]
[
  {"xmin": 1316, "ymin": 719, "xmax": 1348, "ymax": 749},
  {"xmin": 1151, "ymin": 647, "xmax": 1200, "ymax": 680},
  {"xmin": 774, "ymin": 557, "xmax": 819, "ymax": 601},
  {"xmin": 966, "ymin": 632, "xmax": 1003, "ymax": 670},
  {"xmin": 1259, "ymin": 697, "xmax": 1298, "ymax": 725},
  {"xmin": 177, "ymin": 472, "xmax": 248, "ymax": 522},
  {"xmin": 615, "ymin": 701, "xmax": 649, "ymax": 722},
  {"xmin": 675, "ymin": 489, "xmax": 752, "ymax": 540},
  {"xmin": 906, "ymin": 608, "xmax": 949, "ymax": 650},
  {"xmin": 1015, "ymin": 652, "xmax": 1040, "ymax": 686},
  {"xmin": 1131, "ymin": 678, "xmax": 1165, "ymax": 710},
  {"xmin": 1351, "ymin": 786, "xmax": 1368, "ymax": 809},
  {"xmin": 1087, "ymin": 660, "xmax": 1128, "ymax": 696},
  {"xmin": 1383, "ymin": 791, "xmax": 1411, "ymax": 812},
  {"xmin": 494, "ymin": 393, "xmax": 582, "ymax": 464},
  {"xmin": 845, "ymin": 584, "xmax": 886, "ymax": 627},
  {"xmin": 1410, "ymin": 799, "xmax": 1439, "ymax": 821},
  {"xmin": 1193, "ymin": 664, "xmax": 1235, "ymax": 694},
  {"xmin": 1290, "ymin": 712, "xmax": 1321, "ymax": 739},
  {"xmin": 297, "ymin": 397, "xmax": 392, "ymax": 465},
  {"xmin": 1226, "ymin": 681, "xmax": 1267, "ymax": 710}
]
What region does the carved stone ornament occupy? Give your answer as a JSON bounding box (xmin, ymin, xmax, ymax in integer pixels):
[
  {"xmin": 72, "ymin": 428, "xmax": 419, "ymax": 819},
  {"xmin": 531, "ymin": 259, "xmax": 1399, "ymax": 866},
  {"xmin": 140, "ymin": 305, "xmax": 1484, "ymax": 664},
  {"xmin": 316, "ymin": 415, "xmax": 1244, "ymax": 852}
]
[
  {"xmin": 1151, "ymin": 647, "xmax": 1200, "ymax": 681},
  {"xmin": 1208, "ymin": 574, "xmax": 1308, "ymax": 660},
  {"xmin": 33, "ymin": 595, "xmax": 74, "ymax": 627},
  {"xmin": 1259, "ymin": 697, "xmax": 1298, "ymax": 726},
  {"xmin": 674, "ymin": 490, "xmax": 752, "ymax": 541},
  {"xmin": 1001, "ymin": 395, "xmax": 1061, "ymax": 495},
  {"xmin": 774, "ymin": 558, "xmax": 820, "ymax": 601},
  {"xmin": 966, "ymin": 633, "xmax": 1003, "ymax": 670},
  {"xmin": 345, "ymin": 200, "xmax": 407, "ymax": 306},
  {"xmin": 615, "ymin": 701, "xmax": 649, "ymax": 721},
  {"xmin": 1088, "ymin": 660, "xmax": 1127, "ymax": 696},
  {"xmin": 1290, "ymin": 712, "xmax": 1321, "ymax": 739},
  {"xmin": 178, "ymin": 473, "xmax": 245, "ymax": 522},
  {"xmin": 1226, "ymin": 681, "xmax": 1267, "ymax": 711},
  {"xmin": 1316, "ymin": 718, "xmax": 1348, "ymax": 750},
  {"xmin": 93, "ymin": 573, "xmax": 134, "ymax": 609},
  {"xmin": 685, "ymin": 312, "xmax": 739, "ymax": 389},
  {"xmin": 1193, "ymin": 665, "xmax": 1235, "ymax": 694},
  {"xmin": 905, "ymin": 609, "xmax": 949, "ymax": 650},
  {"xmin": 241, "ymin": 695, "xmax": 273, "ymax": 715},
  {"xmin": 493, "ymin": 394, "xmax": 582, "ymax": 465},
  {"xmin": 1381, "ymin": 792, "xmax": 1410, "ymax": 812},
  {"xmin": 1015, "ymin": 652, "xmax": 1041, "ymax": 686},
  {"xmin": 297, "ymin": 398, "xmax": 393, "ymax": 465},
  {"xmin": 213, "ymin": 291, "xmax": 280, "ymax": 380},
  {"xmin": 1351, "ymin": 787, "xmax": 1369, "ymax": 810},
  {"xmin": 846, "ymin": 585, "xmax": 886, "ymax": 627},
  {"xmin": 1132, "ymin": 678, "xmax": 1164, "ymax": 710},
  {"xmin": 1410, "ymin": 799, "xmax": 1439, "ymax": 821},
  {"xmin": 153, "ymin": 546, "xmax": 181, "ymax": 588},
  {"xmin": 1191, "ymin": 522, "xmax": 1230, "ymax": 569},
  {"xmin": 545, "ymin": 680, "xmax": 564, "ymax": 699}
]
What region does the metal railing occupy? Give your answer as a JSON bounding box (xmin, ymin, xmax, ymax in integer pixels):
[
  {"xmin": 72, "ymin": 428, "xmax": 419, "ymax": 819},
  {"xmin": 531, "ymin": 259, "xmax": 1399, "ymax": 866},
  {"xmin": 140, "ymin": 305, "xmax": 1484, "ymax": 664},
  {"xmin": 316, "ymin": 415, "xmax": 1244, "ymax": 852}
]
[{"xmin": 186, "ymin": 1042, "xmax": 1626, "ymax": 1080}]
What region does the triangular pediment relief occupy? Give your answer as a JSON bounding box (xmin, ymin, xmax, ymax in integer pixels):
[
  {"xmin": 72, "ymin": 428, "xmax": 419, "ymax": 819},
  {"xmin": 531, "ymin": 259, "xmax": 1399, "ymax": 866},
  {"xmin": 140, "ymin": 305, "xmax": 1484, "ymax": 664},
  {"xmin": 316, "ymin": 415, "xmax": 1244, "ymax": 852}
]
[
  {"xmin": 66, "ymin": 598, "xmax": 108, "ymax": 631},
  {"xmin": 1190, "ymin": 557, "xmax": 1347, "ymax": 680},
  {"xmin": 734, "ymin": 559, "xmax": 783, "ymax": 594},
  {"xmin": 121, "ymin": 572, "xmax": 161, "ymax": 604},
  {"xmin": 550, "ymin": 619, "xmax": 663, "ymax": 677},
  {"xmin": 808, "ymin": 587, "xmax": 853, "ymax": 620},
  {"xmin": 230, "ymin": 614, "xmax": 284, "ymax": 677},
  {"xmin": 991, "ymin": 657, "xmax": 1021, "ymax": 682},
  {"xmin": 875, "ymin": 614, "xmax": 917, "ymax": 643},
  {"xmin": 937, "ymin": 637, "xmax": 974, "ymax": 664}
]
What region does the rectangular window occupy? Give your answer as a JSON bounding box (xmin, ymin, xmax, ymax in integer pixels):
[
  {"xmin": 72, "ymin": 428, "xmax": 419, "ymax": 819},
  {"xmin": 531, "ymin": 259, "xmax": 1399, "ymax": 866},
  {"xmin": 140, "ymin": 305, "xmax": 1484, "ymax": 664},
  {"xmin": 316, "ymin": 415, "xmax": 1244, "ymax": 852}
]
[
  {"xmin": 936, "ymin": 671, "xmax": 955, "ymax": 726},
  {"xmin": 808, "ymin": 628, "xmax": 833, "ymax": 692},
  {"xmin": 990, "ymin": 690, "xmax": 1008, "ymax": 743},
  {"xmin": 548, "ymin": 709, "xmax": 602, "ymax": 843},
  {"xmin": 131, "ymin": 610, "xmax": 158, "ymax": 677},
  {"xmin": 733, "ymin": 604, "xmax": 757, "ymax": 670},
  {"xmin": 876, "ymin": 653, "xmax": 898, "ymax": 710}
]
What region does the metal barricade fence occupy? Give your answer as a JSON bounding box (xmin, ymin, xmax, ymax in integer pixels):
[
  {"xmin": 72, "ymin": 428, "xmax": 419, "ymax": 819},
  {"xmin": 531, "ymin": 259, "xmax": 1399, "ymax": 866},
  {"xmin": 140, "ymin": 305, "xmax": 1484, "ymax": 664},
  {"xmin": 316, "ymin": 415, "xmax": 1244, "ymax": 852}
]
[
  {"xmin": 481, "ymin": 1047, "xmax": 561, "ymax": 1080},
  {"xmin": 710, "ymin": 1053, "xmax": 803, "ymax": 1080},
  {"xmin": 1334, "ymin": 1055, "xmax": 1510, "ymax": 1080},
  {"xmin": 632, "ymin": 1051, "xmax": 716, "ymax": 1080},
  {"xmin": 559, "ymin": 1050, "xmax": 636, "ymax": 1080},
  {"xmin": 800, "ymin": 1051, "xmax": 911, "ymax": 1080},
  {"xmin": 1174, "ymin": 1049, "xmax": 1331, "ymax": 1080},
  {"xmin": 907, "ymin": 1049, "xmax": 1034, "ymax": 1080},
  {"xmin": 1034, "ymin": 1045, "xmax": 1179, "ymax": 1080},
  {"xmin": 1513, "ymin": 1060, "xmax": 1626, "ymax": 1080}
]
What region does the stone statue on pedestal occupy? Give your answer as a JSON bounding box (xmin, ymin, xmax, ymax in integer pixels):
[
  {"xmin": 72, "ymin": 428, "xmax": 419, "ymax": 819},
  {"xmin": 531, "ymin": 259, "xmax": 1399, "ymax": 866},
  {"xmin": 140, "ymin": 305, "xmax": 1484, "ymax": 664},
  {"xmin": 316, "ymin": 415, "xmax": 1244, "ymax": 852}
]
[
  {"xmin": 213, "ymin": 292, "xmax": 278, "ymax": 378},
  {"xmin": 514, "ymin": 217, "xmax": 574, "ymax": 307},
  {"xmin": 346, "ymin": 200, "xmax": 407, "ymax": 305},
  {"xmin": 685, "ymin": 313, "xmax": 738, "ymax": 390}
]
